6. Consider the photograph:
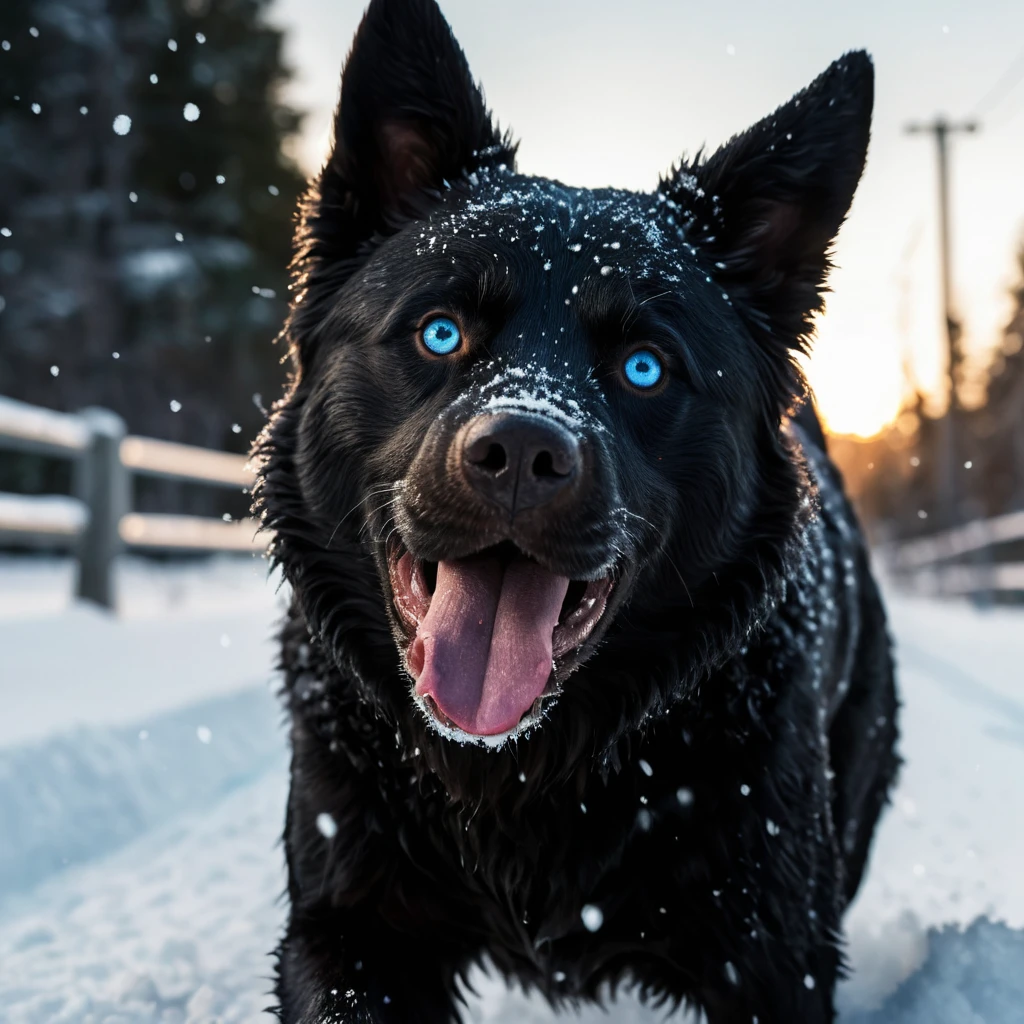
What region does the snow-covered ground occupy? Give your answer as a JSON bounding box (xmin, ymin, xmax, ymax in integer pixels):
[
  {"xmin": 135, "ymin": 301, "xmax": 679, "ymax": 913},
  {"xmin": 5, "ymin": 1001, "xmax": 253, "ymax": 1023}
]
[
  {"xmin": 0, "ymin": 555, "xmax": 282, "ymax": 746},
  {"xmin": 0, "ymin": 556, "xmax": 1022, "ymax": 1023}
]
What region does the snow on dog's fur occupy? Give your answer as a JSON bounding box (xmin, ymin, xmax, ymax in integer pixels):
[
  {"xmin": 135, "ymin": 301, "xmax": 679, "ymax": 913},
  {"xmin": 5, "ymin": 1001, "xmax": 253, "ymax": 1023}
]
[{"xmin": 254, "ymin": 1, "xmax": 899, "ymax": 1020}]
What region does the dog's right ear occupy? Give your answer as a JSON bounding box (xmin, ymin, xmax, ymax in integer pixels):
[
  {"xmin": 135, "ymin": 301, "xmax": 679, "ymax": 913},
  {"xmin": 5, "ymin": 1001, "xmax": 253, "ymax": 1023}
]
[
  {"xmin": 300, "ymin": 0, "xmax": 515, "ymax": 271},
  {"xmin": 662, "ymin": 52, "xmax": 872, "ymax": 404}
]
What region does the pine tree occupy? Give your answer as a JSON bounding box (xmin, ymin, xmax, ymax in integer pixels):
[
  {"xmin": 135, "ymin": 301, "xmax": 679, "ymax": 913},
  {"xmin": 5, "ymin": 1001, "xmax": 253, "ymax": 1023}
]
[
  {"xmin": 0, "ymin": 0, "xmax": 304, "ymax": 508},
  {"xmin": 973, "ymin": 245, "xmax": 1024, "ymax": 515}
]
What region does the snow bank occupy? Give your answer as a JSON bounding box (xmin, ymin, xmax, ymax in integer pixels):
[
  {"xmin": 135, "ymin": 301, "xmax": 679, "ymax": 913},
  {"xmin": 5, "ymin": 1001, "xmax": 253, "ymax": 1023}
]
[
  {"xmin": 845, "ymin": 919, "xmax": 1024, "ymax": 1024},
  {"xmin": 0, "ymin": 687, "xmax": 286, "ymax": 907},
  {"xmin": 0, "ymin": 770, "xmax": 289, "ymax": 1024},
  {"xmin": 0, "ymin": 554, "xmax": 286, "ymax": 746}
]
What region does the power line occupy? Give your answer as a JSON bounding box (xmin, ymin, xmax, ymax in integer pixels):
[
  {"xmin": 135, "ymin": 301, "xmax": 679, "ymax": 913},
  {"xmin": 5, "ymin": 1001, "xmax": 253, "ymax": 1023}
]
[
  {"xmin": 971, "ymin": 43, "xmax": 1024, "ymax": 118},
  {"xmin": 989, "ymin": 84, "xmax": 1024, "ymax": 130}
]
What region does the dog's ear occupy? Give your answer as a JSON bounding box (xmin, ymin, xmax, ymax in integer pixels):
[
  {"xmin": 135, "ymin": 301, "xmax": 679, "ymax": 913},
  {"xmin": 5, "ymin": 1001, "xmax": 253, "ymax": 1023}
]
[
  {"xmin": 666, "ymin": 52, "xmax": 872, "ymax": 374},
  {"xmin": 306, "ymin": 0, "xmax": 514, "ymax": 256}
]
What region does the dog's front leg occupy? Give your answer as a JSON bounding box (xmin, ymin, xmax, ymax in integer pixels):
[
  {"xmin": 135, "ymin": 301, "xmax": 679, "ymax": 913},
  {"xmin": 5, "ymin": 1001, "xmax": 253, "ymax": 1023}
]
[
  {"xmin": 276, "ymin": 902, "xmax": 463, "ymax": 1024},
  {"xmin": 274, "ymin": 727, "xmax": 465, "ymax": 1024}
]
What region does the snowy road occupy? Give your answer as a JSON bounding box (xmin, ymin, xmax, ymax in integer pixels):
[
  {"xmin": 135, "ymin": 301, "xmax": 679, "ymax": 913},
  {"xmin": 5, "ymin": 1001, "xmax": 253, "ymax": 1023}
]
[{"xmin": 1, "ymin": 557, "xmax": 1022, "ymax": 1023}]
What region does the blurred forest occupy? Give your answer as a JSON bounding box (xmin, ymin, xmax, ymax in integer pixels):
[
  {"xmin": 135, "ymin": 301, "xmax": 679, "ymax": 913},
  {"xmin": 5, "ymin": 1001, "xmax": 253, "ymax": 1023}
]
[
  {"xmin": 0, "ymin": 0, "xmax": 304, "ymax": 511},
  {"xmin": 831, "ymin": 243, "xmax": 1024, "ymax": 540}
]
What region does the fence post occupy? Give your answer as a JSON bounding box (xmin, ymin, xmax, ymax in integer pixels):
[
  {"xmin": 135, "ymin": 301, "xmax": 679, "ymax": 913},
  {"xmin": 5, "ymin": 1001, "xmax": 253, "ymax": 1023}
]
[{"xmin": 74, "ymin": 408, "xmax": 128, "ymax": 609}]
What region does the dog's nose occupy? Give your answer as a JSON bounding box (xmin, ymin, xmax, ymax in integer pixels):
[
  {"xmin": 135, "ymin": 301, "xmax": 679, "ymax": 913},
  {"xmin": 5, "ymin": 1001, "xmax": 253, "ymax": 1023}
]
[{"xmin": 460, "ymin": 413, "xmax": 580, "ymax": 517}]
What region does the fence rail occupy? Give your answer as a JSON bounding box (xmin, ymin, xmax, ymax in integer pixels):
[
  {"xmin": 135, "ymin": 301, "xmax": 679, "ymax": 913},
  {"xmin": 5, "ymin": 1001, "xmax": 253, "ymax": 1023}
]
[
  {"xmin": 0, "ymin": 395, "xmax": 266, "ymax": 608},
  {"xmin": 119, "ymin": 513, "xmax": 265, "ymax": 553},
  {"xmin": 0, "ymin": 396, "xmax": 90, "ymax": 456},
  {"xmin": 0, "ymin": 492, "xmax": 87, "ymax": 545},
  {"xmin": 119, "ymin": 435, "xmax": 254, "ymax": 488},
  {"xmin": 888, "ymin": 510, "xmax": 1024, "ymax": 600}
]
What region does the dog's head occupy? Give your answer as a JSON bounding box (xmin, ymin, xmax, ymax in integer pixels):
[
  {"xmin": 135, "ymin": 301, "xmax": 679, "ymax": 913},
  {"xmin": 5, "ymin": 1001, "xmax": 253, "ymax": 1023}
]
[{"xmin": 257, "ymin": 0, "xmax": 872, "ymax": 755}]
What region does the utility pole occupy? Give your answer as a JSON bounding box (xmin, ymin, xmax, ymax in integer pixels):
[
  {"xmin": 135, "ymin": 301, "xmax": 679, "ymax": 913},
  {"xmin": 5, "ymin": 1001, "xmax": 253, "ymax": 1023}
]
[{"xmin": 905, "ymin": 116, "xmax": 978, "ymax": 527}]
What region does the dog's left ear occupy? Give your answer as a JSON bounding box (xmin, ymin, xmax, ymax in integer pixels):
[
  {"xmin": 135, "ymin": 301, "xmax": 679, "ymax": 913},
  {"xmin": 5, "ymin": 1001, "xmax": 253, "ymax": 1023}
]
[
  {"xmin": 666, "ymin": 52, "xmax": 873, "ymax": 364},
  {"xmin": 309, "ymin": 0, "xmax": 515, "ymax": 253},
  {"xmin": 289, "ymin": 0, "xmax": 516, "ymax": 363}
]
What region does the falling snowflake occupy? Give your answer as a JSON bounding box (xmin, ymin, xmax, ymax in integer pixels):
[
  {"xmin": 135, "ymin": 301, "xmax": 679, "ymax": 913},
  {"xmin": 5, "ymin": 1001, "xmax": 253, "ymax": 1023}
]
[{"xmin": 316, "ymin": 813, "xmax": 338, "ymax": 839}]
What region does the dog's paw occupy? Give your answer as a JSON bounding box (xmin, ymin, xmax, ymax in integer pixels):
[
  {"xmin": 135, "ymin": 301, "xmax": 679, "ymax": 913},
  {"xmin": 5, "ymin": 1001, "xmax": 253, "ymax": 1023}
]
[{"xmin": 296, "ymin": 987, "xmax": 380, "ymax": 1024}]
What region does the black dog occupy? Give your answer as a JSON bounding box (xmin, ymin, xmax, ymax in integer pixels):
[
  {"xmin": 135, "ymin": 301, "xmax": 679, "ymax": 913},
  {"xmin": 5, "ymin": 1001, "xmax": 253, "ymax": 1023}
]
[{"xmin": 256, "ymin": 2, "xmax": 899, "ymax": 1020}]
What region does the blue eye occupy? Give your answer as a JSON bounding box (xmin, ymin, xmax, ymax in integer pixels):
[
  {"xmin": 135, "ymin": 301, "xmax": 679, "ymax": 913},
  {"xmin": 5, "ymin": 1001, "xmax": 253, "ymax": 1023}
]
[
  {"xmin": 623, "ymin": 349, "xmax": 663, "ymax": 389},
  {"xmin": 421, "ymin": 316, "xmax": 461, "ymax": 355}
]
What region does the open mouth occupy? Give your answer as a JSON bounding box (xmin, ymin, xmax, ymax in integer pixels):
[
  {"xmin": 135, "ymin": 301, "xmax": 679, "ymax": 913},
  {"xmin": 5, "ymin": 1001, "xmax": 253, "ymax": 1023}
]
[{"xmin": 387, "ymin": 539, "xmax": 613, "ymax": 742}]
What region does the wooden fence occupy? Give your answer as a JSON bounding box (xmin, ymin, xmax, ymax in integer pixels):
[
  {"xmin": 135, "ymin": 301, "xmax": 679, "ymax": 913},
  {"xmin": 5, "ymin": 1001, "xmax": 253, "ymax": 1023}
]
[
  {"xmin": 0, "ymin": 395, "xmax": 266, "ymax": 608},
  {"xmin": 887, "ymin": 509, "xmax": 1024, "ymax": 599}
]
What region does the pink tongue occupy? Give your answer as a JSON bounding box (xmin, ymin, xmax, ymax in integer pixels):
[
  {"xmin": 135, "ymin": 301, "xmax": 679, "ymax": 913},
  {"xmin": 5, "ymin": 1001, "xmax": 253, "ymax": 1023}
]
[{"xmin": 408, "ymin": 556, "xmax": 570, "ymax": 736}]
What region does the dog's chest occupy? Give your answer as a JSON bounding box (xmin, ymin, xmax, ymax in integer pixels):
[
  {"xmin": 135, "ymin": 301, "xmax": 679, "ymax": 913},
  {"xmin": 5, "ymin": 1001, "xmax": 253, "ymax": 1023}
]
[{"xmin": 414, "ymin": 704, "xmax": 787, "ymax": 945}]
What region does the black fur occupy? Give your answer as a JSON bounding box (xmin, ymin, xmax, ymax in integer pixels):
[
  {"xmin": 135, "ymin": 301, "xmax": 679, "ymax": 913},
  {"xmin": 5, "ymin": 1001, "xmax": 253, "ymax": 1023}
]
[{"xmin": 256, "ymin": 2, "xmax": 899, "ymax": 1021}]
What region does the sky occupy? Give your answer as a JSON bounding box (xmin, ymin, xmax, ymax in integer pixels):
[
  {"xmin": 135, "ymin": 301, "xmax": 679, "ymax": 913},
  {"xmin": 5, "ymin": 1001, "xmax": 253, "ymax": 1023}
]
[{"xmin": 269, "ymin": 0, "xmax": 1024, "ymax": 437}]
